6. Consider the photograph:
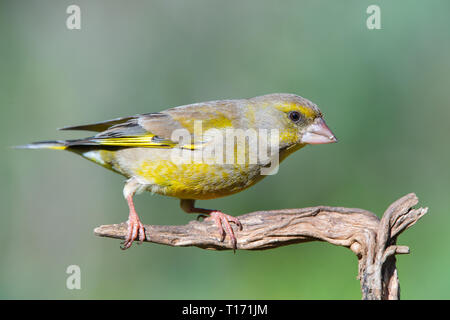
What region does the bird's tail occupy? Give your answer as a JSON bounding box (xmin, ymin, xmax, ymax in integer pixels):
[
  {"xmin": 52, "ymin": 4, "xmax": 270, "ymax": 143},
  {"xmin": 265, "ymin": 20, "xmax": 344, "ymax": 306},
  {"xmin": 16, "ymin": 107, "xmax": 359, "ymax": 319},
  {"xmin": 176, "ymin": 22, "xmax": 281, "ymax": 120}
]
[{"xmin": 14, "ymin": 140, "xmax": 68, "ymax": 150}]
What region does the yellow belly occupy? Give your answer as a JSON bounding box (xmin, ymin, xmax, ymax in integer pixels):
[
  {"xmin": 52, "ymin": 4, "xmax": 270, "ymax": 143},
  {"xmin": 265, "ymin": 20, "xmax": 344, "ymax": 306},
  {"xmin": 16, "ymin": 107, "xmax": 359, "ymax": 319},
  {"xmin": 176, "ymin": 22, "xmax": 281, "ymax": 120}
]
[
  {"xmin": 136, "ymin": 160, "xmax": 264, "ymax": 199},
  {"xmin": 81, "ymin": 144, "xmax": 302, "ymax": 200},
  {"xmin": 95, "ymin": 148, "xmax": 264, "ymax": 199}
]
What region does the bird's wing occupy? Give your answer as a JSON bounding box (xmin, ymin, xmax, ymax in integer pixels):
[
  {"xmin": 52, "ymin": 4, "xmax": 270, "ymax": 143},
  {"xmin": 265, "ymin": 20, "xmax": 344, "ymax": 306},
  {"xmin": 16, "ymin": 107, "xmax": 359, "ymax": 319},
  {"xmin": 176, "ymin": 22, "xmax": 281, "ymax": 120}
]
[
  {"xmin": 63, "ymin": 113, "xmax": 176, "ymax": 148},
  {"xmin": 59, "ymin": 115, "xmax": 142, "ymax": 132},
  {"xmin": 63, "ymin": 100, "xmax": 242, "ymax": 149}
]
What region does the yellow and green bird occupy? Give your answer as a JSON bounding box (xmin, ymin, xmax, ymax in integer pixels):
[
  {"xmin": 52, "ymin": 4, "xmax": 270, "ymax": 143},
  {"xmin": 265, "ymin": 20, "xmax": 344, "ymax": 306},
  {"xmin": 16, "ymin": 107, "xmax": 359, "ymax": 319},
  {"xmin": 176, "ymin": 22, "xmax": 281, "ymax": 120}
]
[{"xmin": 18, "ymin": 93, "xmax": 337, "ymax": 250}]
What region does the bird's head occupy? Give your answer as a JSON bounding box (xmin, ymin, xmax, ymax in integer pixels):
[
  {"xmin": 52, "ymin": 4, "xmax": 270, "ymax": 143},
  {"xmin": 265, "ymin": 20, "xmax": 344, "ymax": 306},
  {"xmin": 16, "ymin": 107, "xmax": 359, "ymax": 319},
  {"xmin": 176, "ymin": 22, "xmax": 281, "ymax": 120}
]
[{"xmin": 249, "ymin": 93, "xmax": 337, "ymax": 150}]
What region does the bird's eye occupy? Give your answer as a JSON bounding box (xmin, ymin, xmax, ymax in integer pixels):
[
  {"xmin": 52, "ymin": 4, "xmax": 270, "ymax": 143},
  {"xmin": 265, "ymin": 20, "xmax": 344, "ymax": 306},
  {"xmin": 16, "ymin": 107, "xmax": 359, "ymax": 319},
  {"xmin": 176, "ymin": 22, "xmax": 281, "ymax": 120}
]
[{"xmin": 288, "ymin": 111, "xmax": 302, "ymax": 123}]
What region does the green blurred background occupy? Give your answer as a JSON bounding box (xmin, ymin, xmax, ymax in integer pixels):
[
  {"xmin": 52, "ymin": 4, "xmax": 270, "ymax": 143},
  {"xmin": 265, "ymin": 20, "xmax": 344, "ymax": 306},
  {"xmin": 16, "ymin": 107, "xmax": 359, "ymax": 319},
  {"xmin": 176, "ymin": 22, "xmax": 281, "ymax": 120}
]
[{"xmin": 1, "ymin": 0, "xmax": 449, "ymax": 299}]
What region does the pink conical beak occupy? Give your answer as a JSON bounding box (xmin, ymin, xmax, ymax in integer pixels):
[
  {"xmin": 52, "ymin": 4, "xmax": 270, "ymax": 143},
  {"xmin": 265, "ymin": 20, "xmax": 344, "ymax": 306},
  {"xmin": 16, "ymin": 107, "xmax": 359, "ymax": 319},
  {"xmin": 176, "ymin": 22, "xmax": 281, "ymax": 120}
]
[{"xmin": 301, "ymin": 118, "xmax": 337, "ymax": 145}]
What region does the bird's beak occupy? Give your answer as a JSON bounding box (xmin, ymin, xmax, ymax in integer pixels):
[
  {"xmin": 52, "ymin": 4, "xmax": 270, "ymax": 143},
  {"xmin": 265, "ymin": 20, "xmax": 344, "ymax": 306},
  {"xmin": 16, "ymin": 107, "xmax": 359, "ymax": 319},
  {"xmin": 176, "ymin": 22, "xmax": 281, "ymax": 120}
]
[{"xmin": 301, "ymin": 118, "xmax": 337, "ymax": 145}]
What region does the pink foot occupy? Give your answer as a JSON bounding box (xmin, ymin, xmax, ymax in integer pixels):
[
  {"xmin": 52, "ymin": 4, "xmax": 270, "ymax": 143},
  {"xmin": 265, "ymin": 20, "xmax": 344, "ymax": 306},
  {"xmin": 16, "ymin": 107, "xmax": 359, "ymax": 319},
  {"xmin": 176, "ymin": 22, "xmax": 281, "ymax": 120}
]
[
  {"xmin": 121, "ymin": 195, "xmax": 146, "ymax": 250},
  {"xmin": 121, "ymin": 216, "xmax": 146, "ymax": 250},
  {"xmin": 205, "ymin": 211, "xmax": 243, "ymax": 251}
]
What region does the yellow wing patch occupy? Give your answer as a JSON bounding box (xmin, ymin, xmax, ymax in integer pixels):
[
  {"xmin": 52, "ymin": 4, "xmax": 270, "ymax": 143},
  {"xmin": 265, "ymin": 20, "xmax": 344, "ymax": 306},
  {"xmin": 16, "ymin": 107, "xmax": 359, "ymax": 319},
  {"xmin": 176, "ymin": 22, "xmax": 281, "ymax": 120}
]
[
  {"xmin": 173, "ymin": 111, "xmax": 234, "ymax": 132},
  {"xmin": 92, "ymin": 134, "xmax": 176, "ymax": 148}
]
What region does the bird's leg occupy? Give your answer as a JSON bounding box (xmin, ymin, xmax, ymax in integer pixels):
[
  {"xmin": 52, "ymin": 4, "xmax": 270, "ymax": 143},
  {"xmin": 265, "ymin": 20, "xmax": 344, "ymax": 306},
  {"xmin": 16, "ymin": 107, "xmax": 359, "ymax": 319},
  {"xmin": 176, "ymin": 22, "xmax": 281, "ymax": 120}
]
[
  {"xmin": 180, "ymin": 199, "xmax": 243, "ymax": 251},
  {"xmin": 121, "ymin": 179, "xmax": 146, "ymax": 250}
]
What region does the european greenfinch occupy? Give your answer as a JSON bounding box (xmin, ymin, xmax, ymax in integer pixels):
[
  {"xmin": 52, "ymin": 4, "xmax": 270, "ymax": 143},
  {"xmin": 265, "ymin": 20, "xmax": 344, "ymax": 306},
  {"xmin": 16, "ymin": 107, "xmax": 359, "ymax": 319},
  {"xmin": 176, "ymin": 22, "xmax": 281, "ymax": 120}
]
[{"xmin": 19, "ymin": 93, "xmax": 337, "ymax": 250}]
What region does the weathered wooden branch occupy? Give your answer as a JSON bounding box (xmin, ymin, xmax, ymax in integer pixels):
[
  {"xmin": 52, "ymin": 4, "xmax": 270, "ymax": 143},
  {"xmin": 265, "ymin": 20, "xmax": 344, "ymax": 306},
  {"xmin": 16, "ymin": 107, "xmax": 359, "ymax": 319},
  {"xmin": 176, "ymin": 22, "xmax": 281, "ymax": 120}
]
[{"xmin": 94, "ymin": 193, "xmax": 427, "ymax": 300}]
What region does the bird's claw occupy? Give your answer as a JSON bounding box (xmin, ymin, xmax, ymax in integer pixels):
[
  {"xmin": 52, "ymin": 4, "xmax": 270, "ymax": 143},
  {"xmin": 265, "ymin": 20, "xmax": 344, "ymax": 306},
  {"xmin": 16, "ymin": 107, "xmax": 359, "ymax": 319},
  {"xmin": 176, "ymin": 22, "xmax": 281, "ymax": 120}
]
[
  {"xmin": 206, "ymin": 211, "xmax": 242, "ymax": 252},
  {"xmin": 121, "ymin": 217, "xmax": 146, "ymax": 250}
]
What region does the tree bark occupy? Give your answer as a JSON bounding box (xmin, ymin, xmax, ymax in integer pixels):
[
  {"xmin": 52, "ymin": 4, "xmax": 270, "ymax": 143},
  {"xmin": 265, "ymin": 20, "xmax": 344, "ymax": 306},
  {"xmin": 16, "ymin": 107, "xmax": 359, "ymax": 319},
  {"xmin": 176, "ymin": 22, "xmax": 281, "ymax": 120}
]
[{"xmin": 94, "ymin": 193, "xmax": 427, "ymax": 300}]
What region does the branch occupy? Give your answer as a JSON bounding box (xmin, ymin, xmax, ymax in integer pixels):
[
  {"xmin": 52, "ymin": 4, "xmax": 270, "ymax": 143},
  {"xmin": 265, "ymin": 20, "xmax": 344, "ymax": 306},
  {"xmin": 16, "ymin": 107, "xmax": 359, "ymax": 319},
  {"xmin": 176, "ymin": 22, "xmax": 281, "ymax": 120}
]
[{"xmin": 94, "ymin": 193, "xmax": 427, "ymax": 300}]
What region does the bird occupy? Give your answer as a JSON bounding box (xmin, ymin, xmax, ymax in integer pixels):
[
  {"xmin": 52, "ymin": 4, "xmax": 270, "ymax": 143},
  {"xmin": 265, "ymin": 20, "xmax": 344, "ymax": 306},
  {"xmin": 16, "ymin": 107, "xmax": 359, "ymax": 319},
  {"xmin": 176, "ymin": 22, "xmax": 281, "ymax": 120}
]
[{"xmin": 17, "ymin": 93, "xmax": 337, "ymax": 250}]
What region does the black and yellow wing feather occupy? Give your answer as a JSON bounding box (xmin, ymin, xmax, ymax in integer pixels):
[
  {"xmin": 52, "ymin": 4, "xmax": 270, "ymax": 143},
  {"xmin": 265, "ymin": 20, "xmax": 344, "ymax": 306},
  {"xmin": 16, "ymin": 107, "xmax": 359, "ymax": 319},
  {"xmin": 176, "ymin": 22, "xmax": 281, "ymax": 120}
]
[{"xmin": 18, "ymin": 100, "xmax": 240, "ymax": 150}]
